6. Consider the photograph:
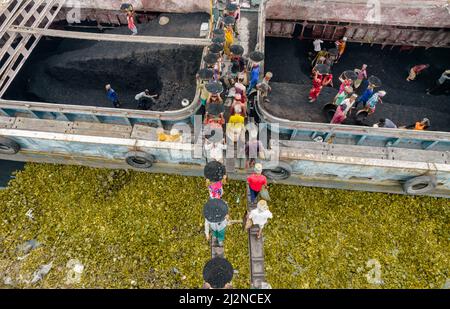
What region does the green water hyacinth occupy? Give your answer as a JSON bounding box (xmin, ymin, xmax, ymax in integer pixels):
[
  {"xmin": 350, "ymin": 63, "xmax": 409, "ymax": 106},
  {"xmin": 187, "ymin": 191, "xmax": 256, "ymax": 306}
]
[{"xmin": 0, "ymin": 164, "xmax": 448, "ymax": 289}]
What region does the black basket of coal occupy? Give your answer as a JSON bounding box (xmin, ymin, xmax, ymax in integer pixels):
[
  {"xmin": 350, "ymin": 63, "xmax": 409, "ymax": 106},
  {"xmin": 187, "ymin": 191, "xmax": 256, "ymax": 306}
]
[
  {"xmin": 120, "ymin": 3, "xmax": 133, "ymax": 11},
  {"xmin": 226, "ymin": 3, "xmax": 238, "ymax": 12},
  {"xmin": 343, "ymin": 70, "xmax": 358, "ymax": 81},
  {"xmin": 368, "ymin": 75, "xmax": 382, "ymax": 87},
  {"xmin": 204, "ymin": 161, "xmax": 226, "ymax": 182},
  {"xmin": 223, "ymin": 16, "xmax": 236, "ymax": 25},
  {"xmin": 203, "ymin": 199, "xmax": 229, "ymax": 223},
  {"xmin": 213, "ymin": 28, "xmax": 224, "ymax": 36},
  {"xmin": 204, "ymin": 53, "xmax": 219, "ymax": 65},
  {"xmin": 328, "ymin": 48, "xmax": 339, "ymax": 56},
  {"xmin": 314, "ymin": 64, "xmax": 330, "ymax": 74},
  {"xmin": 212, "ymin": 35, "xmax": 225, "ymax": 44},
  {"xmin": 248, "ymin": 51, "xmax": 264, "ymax": 62},
  {"xmin": 198, "ymin": 68, "xmax": 214, "ymax": 80},
  {"xmin": 206, "ymin": 81, "xmax": 224, "ymax": 94},
  {"xmin": 209, "ymin": 43, "xmax": 223, "ymax": 54},
  {"xmin": 207, "ymin": 103, "xmax": 225, "ymax": 116},
  {"xmin": 203, "ymin": 257, "xmax": 234, "ymax": 288},
  {"xmin": 230, "ymin": 44, "xmax": 244, "ymax": 56}
]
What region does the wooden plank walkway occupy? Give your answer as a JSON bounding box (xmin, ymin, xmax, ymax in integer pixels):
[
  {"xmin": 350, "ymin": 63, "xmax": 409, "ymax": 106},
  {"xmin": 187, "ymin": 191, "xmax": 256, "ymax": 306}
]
[
  {"xmin": 246, "ymin": 185, "xmax": 266, "ymax": 288},
  {"xmin": 7, "ymin": 25, "xmax": 212, "ymax": 46}
]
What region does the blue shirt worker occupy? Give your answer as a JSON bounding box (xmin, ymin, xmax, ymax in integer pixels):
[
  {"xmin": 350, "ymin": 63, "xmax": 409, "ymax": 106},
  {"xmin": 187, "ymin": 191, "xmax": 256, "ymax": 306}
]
[
  {"xmin": 353, "ymin": 84, "xmax": 374, "ymax": 110},
  {"xmin": 105, "ymin": 84, "xmax": 120, "ymax": 108},
  {"xmin": 247, "ymin": 64, "xmax": 260, "ymax": 96}
]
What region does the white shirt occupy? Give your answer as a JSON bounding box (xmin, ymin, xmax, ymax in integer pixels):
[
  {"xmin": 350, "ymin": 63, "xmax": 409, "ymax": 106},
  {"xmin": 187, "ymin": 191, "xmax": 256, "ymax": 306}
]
[
  {"xmin": 313, "ymin": 39, "xmax": 324, "ymax": 52},
  {"xmin": 438, "ymin": 72, "xmax": 450, "ymax": 84},
  {"xmin": 205, "ymin": 142, "xmax": 226, "ymax": 161},
  {"xmin": 249, "ymin": 209, "xmax": 273, "ymax": 227},
  {"xmin": 341, "ymin": 98, "xmax": 356, "ymax": 115},
  {"xmin": 205, "ymin": 219, "xmax": 228, "ymax": 237},
  {"xmin": 135, "ymin": 92, "xmax": 155, "ymax": 100}
]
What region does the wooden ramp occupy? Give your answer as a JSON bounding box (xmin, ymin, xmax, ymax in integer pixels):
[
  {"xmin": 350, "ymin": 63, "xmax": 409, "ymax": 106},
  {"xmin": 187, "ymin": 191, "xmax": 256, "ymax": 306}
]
[
  {"xmin": 210, "ymin": 237, "xmax": 225, "ymax": 259},
  {"xmin": 246, "ymin": 185, "xmax": 266, "ymax": 288}
]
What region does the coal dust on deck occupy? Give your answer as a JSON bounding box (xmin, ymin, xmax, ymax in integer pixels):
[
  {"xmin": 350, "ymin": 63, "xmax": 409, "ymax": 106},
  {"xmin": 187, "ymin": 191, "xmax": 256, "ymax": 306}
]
[
  {"xmin": 264, "ymin": 37, "xmax": 450, "ymax": 132},
  {"xmin": 3, "ymin": 13, "xmax": 208, "ymax": 111}
]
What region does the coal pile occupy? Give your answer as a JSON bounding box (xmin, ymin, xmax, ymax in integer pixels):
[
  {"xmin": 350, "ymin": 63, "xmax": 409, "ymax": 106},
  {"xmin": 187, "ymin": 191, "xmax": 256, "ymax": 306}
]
[
  {"xmin": 4, "ymin": 13, "xmax": 208, "ymax": 111},
  {"xmin": 264, "ymin": 37, "xmax": 450, "ymax": 131}
]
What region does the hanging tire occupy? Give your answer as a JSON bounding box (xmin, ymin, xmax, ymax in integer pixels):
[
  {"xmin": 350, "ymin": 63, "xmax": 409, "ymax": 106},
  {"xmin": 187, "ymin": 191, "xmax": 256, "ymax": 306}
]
[
  {"xmin": 125, "ymin": 151, "xmax": 155, "ymax": 169},
  {"xmin": 322, "ymin": 103, "xmax": 337, "ymax": 122},
  {"xmin": 402, "ymin": 175, "xmax": 437, "ymax": 195},
  {"xmin": 0, "ymin": 137, "xmax": 20, "ymax": 155},
  {"xmin": 262, "ymin": 162, "xmax": 292, "ymax": 180}
]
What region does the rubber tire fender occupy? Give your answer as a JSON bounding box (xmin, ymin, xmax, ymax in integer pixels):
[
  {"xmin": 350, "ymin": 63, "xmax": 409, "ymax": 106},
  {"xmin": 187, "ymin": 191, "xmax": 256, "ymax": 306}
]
[
  {"xmin": 262, "ymin": 161, "xmax": 292, "ymax": 181},
  {"xmin": 402, "ymin": 175, "xmax": 437, "ymax": 195},
  {"xmin": 0, "ymin": 136, "xmax": 20, "ymax": 155},
  {"xmin": 125, "ymin": 151, "xmax": 155, "ymax": 169}
]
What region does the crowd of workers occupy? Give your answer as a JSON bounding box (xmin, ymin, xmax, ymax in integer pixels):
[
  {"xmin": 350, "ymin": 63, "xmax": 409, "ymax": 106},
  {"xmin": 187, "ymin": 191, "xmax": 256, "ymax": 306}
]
[
  {"xmin": 307, "ymin": 37, "xmax": 449, "ymax": 130},
  {"xmin": 199, "ymin": 1, "xmax": 273, "ymax": 289},
  {"xmin": 99, "ymin": 1, "xmax": 450, "ymax": 290}
]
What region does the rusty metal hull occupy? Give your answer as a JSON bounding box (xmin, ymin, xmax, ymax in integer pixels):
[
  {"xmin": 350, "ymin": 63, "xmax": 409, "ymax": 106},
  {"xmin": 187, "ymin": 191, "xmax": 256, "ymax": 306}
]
[{"xmin": 0, "ymin": 116, "xmax": 449, "ymax": 197}]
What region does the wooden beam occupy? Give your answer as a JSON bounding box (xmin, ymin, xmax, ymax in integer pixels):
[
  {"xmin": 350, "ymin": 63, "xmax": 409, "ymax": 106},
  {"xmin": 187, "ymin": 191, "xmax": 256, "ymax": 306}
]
[{"xmin": 7, "ymin": 25, "xmax": 211, "ymax": 46}]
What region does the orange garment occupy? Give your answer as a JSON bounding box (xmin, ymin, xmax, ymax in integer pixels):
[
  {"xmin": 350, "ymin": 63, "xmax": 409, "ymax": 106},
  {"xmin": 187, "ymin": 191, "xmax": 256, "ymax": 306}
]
[
  {"xmin": 414, "ymin": 122, "xmax": 426, "ymax": 130},
  {"xmin": 158, "ymin": 132, "xmax": 181, "ymax": 142},
  {"xmin": 337, "ymin": 41, "xmax": 346, "ymax": 55}
]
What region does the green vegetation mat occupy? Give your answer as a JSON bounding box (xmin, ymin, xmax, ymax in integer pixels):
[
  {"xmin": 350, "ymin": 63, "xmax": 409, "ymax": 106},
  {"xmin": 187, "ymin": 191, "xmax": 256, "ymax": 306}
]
[{"xmin": 0, "ymin": 163, "xmax": 448, "ymax": 288}]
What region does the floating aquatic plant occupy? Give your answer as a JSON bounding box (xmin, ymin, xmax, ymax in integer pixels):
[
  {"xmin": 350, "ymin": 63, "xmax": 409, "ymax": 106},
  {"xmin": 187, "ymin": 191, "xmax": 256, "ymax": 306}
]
[{"xmin": 0, "ymin": 164, "xmax": 448, "ymax": 289}]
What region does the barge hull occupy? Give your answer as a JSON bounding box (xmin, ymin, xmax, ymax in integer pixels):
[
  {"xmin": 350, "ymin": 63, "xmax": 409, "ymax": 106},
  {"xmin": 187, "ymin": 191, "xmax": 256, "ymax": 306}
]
[{"xmin": 0, "ymin": 116, "xmax": 449, "ymax": 198}]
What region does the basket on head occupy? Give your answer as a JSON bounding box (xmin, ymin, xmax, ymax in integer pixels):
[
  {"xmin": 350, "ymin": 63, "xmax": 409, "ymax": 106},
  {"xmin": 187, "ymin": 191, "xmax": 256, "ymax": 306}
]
[
  {"xmin": 248, "ymin": 51, "xmax": 264, "ymax": 62},
  {"xmin": 212, "ymin": 35, "xmax": 225, "ymax": 44},
  {"xmin": 203, "ymin": 199, "xmax": 228, "ymax": 223},
  {"xmin": 204, "ymin": 53, "xmax": 219, "ymax": 65},
  {"xmin": 203, "ymin": 257, "xmax": 234, "ymax": 289},
  {"xmin": 368, "ymin": 75, "xmax": 382, "ymax": 87},
  {"xmin": 120, "ymin": 3, "xmax": 133, "ymax": 11},
  {"xmin": 213, "ymin": 28, "xmax": 224, "ymax": 36},
  {"xmin": 343, "ymin": 70, "xmax": 358, "ymax": 80},
  {"xmin": 209, "ymin": 43, "xmax": 224, "ymax": 54},
  {"xmin": 223, "ymin": 16, "xmax": 236, "ymax": 26},
  {"xmin": 203, "ymin": 161, "xmax": 226, "ymax": 182},
  {"xmin": 230, "ymin": 44, "xmax": 244, "ymax": 56},
  {"xmin": 206, "ymin": 81, "xmax": 224, "ymax": 95},
  {"xmin": 226, "ymin": 3, "xmax": 238, "ymax": 12},
  {"xmin": 198, "ymin": 68, "xmax": 214, "ymax": 80}
]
